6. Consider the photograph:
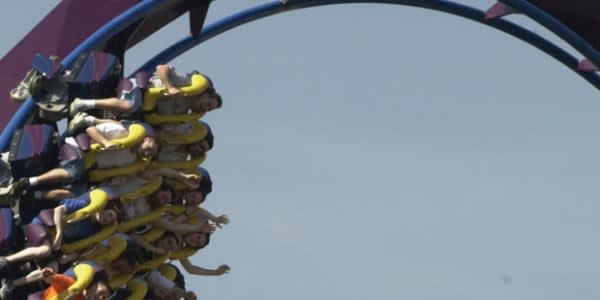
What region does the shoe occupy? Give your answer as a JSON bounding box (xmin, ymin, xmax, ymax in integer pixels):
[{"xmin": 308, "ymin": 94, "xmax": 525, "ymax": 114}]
[
  {"xmin": 68, "ymin": 112, "xmax": 92, "ymax": 134},
  {"xmin": 69, "ymin": 98, "xmax": 85, "ymax": 116},
  {"xmin": 10, "ymin": 178, "xmax": 30, "ymax": 197},
  {"xmin": 0, "ymin": 278, "xmax": 15, "ymax": 299},
  {"xmin": 0, "ymin": 257, "xmax": 8, "ymax": 272},
  {"xmin": 0, "ymin": 187, "xmax": 15, "ymax": 207}
]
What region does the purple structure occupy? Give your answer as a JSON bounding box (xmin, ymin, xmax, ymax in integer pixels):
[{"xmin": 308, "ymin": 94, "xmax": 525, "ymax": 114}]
[{"xmin": 0, "ymin": 0, "xmax": 210, "ymax": 130}]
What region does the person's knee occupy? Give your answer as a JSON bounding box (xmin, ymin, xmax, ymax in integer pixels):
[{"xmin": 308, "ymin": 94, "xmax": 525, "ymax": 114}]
[
  {"xmin": 36, "ymin": 244, "xmax": 52, "ymax": 257},
  {"xmin": 61, "ymin": 159, "xmax": 84, "ymax": 182},
  {"xmin": 156, "ymin": 64, "xmax": 170, "ymax": 74}
]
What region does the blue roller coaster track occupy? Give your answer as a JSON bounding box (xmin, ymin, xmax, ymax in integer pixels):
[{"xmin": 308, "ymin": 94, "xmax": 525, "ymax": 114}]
[{"xmin": 3, "ymin": 0, "xmax": 600, "ymax": 149}]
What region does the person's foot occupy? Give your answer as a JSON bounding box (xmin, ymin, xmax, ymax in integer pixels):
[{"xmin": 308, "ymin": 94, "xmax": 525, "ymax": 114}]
[
  {"xmin": 0, "ymin": 257, "xmax": 8, "ymax": 272},
  {"xmin": 69, "ymin": 98, "xmax": 85, "ymax": 116},
  {"xmin": 10, "ymin": 178, "xmax": 30, "ymax": 197},
  {"xmin": 0, "ymin": 278, "xmax": 15, "ymax": 299},
  {"xmin": 0, "ymin": 187, "xmax": 15, "ymax": 207},
  {"xmin": 68, "ymin": 112, "xmax": 93, "ymax": 135}
]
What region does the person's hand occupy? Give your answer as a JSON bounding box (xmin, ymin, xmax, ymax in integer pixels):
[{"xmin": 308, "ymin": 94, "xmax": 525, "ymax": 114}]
[
  {"xmin": 216, "ymin": 264, "xmax": 230, "ymax": 275},
  {"xmin": 41, "ymin": 268, "xmax": 55, "ymax": 278},
  {"xmin": 215, "ymin": 214, "xmax": 230, "ymax": 228},
  {"xmin": 164, "ymin": 87, "xmax": 182, "ymax": 96},
  {"xmin": 183, "ymin": 173, "xmax": 201, "ymax": 182},
  {"xmin": 182, "ymin": 179, "xmax": 199, "ymax": 190},
  {"xmin": 203, "ymin": 222, "xmax": 217, "ymax": 234}
]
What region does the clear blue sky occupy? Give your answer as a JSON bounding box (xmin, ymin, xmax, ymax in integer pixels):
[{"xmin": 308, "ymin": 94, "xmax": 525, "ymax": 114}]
[{"xmin": 3, "ymin": 1, "xmax": 600, "ymax": 299}]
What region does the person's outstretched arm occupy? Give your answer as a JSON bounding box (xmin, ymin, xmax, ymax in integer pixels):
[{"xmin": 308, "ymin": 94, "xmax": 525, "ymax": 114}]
[{"xmin": 179, "ymin": 257, "xmax": 230, "ymax": 276}]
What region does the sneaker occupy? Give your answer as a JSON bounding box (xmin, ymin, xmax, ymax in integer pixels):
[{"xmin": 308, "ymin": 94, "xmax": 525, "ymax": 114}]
[
  {"xmin": 69, "ymin": 97, "xmax": 85, "ymax": 116},
  {"xmin": 0, "ymin": 278, "xmax": 15, "ymax": 299},
  {"xmin": 68, "ymin": 112, "xmax": 92, "ymax": 134},
  {"xmin": 0, "ymin": 187, "xmax": 15, "ymax": 207},
  {"xmin": 0, "ymin": 257, "xmax": 8, "ymax": 272},
  {"xmin": 10, "ymin": 177, "xmax": 30, "ymax": 197}
]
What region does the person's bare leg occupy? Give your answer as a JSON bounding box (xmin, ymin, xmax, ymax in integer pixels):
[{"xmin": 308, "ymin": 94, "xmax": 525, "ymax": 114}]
[
  {"xmin": 4, "ymin": 244, "xmax": 52, "ymax": 264},
  {"xmin": 12, "ymin": 268, "xmax": 44, "ymax": 287},
  {"xmin": 92, "ymin": 98, "xmax": 133, "ymax": 114},
  {"xmin": 34, "ymin": 168, "xmax": 72, "ymax": 184},
  {"xmin": 3, "ymin": 168, "xmax": 73, "ymax": 199},
  {"xmin": 156, "ymin": 65, "xmax": 181, "ymax": 95},
  {"xmin": 36, "ymin": 189, "xmax": 75, "ymax": 201}
]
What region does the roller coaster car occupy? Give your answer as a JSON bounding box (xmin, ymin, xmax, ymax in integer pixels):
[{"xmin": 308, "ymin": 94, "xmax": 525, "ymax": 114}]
[
  {"xmin": 82, "ymin": 234, "xmax": 128, "ymax": 265},
  {"xmin": 151, "ymin": 153, "xmax": 206, "ymax": 171},
  {"xmin": 141, "ymin": 73, "xmax": 210, "ymax": 112},
  {"xmin": 61, "ymin": 223, "xmax": 118, "ymax": 254},
  {"xmin": 117, "ymin": 207, "xmax": 166, "ymax": 233},
  {"xmin": 120, "ymin": 176, "xmax": 162, "ymax": 203},
  {"xmin": 142, "ymin": 73, "xmax": 209, "ymax": 125},
  {"xmin": 8, "ymin": 124, "xmax": 59, "ymax": 180},
  {"xmin": 31, "ymin": 51, "xmax": 121, "ymax": 122},
  {"xmin": 28, "ymin": 189, "xmax": 108, "ymax": 229},
  {"xmin": 57, "ymin": 262, "xmax": 96, "ymax": 300},
  {"xmin": 105, "ymin": 278, "xmax": 148, "ymax": 300},
  {"xmin": 112, "ymin": 278, "xmax": 148, "ymax": 300},
  {"xmin": 80, "ymin": 123, "xmax": 150, "ymax": 182},
  {"xmin": 158, "ymin": 121, "xmax": 209, "ymax": 145}
]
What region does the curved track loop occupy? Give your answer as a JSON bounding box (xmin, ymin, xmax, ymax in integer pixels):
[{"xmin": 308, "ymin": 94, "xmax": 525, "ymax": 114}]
[
  {"xmin": 136, "ymin": 0, "xmax": 600, "ymax": 91},
  {"xmin": 0, "ymin": 0, "xmax": 172, "ymax": 150},
  {"xmin": 500, "ymin": 0, "xmax": 600, "ymax": 71},
  {"xmin": 4, "ymin": 0, "xmax": 600, "ymax": 149}
]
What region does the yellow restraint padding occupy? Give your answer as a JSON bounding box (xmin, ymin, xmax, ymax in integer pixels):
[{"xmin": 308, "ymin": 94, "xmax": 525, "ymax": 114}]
[
  {"xmin": 140, "ymin": 206, "xmax": 186, "ymax": 243},
  {"xmin": 109, "ymin": 273, "xmax": 133, "ymax": 290},
  {"xmin": 94, "ymin": 234, "xmax": 128, "ymax": 265},
  {"xmin": 150, "ymin": 154, "xmax": 206, "ymax": 171},
  {"xmin": 169, "ymin": 247, "xmax": 198, "ymax": 260},
  {"xmin": 166, "ymin": 205, "xmax": 186, "ymax": 215},
  {"xmin": 142, "ymin": 74, "xmax": 209, "ymax": 112},
  {"xmin": 159, "ymin": 122, "xmax": 208, "ymax": 145},
  {"xmin": 125, "ymin": 278, "xmax": 148, "ymax": 300},
  {"xmin": 64, "ymin": 189, "xmax": 108, "ymax": 223},
  {"xmin": 141, "ymin": 226, "xmax": 166, "ymax": 243},
  {"xmin": 120, "ymin": 177, "xmax": 162, "ymax": 204},
  {"xmin": 90, "ymin": 124, "xmax": 146, "ymax": 152},
  {"xmin": 162, "ymin": 167, "xmax": 203, "ymax": 192},
  {"xmin": 169, "ymin": 215, "xmax": 202, "ymax": 260},
  {"xmin": 55, "ymin": 263, "xmax": 95, "ymax": 300},
  {"xmin": 62, "ymin": 223, "xmax": 119, "ymax": 254},
  {"xmin": 118, "ymin": 208, "xmax": 167, "ymax": 233},
  {"xmin": 158, "ymin": 264, "xmax": 178, "ymax": 282},
  {"xmin": 84, "ymin": 123, "xmax": 147, "ymax": 169},
  {"xmin": 137, "ymin": 252, "xmax": 171, "ymax": 273},
  {"xmin": 88, "ymin": 160, "xmax": 150, "ymax": 183},
  {"xmin": 143, "ymin": 111, "xmax": 205, "ymax": 125}
]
